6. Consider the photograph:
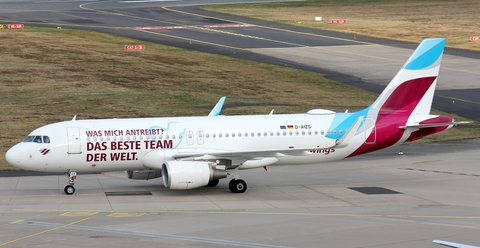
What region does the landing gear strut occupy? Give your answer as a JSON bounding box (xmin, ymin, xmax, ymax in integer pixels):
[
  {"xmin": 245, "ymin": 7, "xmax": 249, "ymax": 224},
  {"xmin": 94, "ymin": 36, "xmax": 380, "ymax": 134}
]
[{"xmin": 64, "ymin": 170, "xmax": 76, "ymax": 195}]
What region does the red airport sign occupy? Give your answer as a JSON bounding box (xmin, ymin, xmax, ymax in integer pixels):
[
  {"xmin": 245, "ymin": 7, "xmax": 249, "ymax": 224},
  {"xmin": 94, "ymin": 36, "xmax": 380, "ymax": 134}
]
[
  {"xmin": 331, "ymin": 19, "xmax": 347, "ymax": 24},
  {"xmin": 470, "ymin": 36, "xmax": 480, "ymax": 42},
  {"xmin": 8, "ymin": 24, "xmax": 24, "ymax": 29},
  {"xmin": 125, "ymin": 45, "xmax": 145, "ymax": 50}
]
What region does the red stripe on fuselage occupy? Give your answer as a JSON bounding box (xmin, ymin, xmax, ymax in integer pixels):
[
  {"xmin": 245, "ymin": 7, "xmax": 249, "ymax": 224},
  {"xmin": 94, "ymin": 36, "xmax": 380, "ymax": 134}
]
[{"xmin": 348, "ymin": 76, "xmax": 436, "ymax": 157}]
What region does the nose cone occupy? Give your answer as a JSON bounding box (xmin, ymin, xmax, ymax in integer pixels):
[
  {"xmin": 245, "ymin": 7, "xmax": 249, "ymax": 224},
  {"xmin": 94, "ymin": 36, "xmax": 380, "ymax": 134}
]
[{"xmin": 6, "ymin": 144, "xmax": 22, "ymax": 166}]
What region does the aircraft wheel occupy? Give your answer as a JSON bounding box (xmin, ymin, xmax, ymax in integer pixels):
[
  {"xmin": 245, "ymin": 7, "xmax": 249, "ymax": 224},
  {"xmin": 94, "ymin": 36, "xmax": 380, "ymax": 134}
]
[
  {"xmin": 64, "ymin": 185, "xmax": 75, "ymax": 195},
  {"xmin": 207, "ymin": 179, "xmax": 220, "ymax": 187},
  {"xmin": 229, "ymin": 179, "xmax": 247, "ymax": 193}
]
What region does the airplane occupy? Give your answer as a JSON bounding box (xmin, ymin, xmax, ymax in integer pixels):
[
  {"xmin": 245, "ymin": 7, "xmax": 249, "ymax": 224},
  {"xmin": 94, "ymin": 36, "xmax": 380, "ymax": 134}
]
[
  {"xmin": 5, "ymin": 38, "xmax": 466, "ymax": 195},
  {"xmin": 433, "ymin": 239, "xmax": 480, "ymax": 248}
]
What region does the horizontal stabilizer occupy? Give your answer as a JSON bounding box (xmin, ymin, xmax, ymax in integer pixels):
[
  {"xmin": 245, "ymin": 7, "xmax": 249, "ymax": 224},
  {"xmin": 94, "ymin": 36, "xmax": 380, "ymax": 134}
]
[{"xmin": 399, "ymin": 121, "xmax": 470, "ymax": 129}]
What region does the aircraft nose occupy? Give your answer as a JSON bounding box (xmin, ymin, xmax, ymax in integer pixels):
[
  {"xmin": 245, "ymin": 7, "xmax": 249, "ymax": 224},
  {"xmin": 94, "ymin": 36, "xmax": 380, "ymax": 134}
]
[{"xmin": 5, "ymin": 144, "xmax": 21, "ymax": 166}]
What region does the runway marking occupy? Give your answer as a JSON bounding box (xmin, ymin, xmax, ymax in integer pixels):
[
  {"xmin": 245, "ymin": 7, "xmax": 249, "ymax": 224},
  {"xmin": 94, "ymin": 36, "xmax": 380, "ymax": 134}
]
[
  {"xmin": 399, "ymin": 167, "xmax": 480, "ymax": 177},
  {"xmin": 60, "ymin": 211, "xmax": 100, "ymax": 217},
  {"xmin": 161, "ymin": 6, "xmax": 375, "ymax": 46},
  {"xmin": 202, "ymin": 24, "xmax": 256, "ymax": 28},
  {"xmin": 10, "ymin": 219, "xmax": 23, "ymax": 224},
  {"xmin": 122, "ymin": 0, "xmax": 179, "ymax": 2},
  {"xmin": 3, "ymin": 219, "xmax": 292, "ymax": 248},
  {"xmin": 135, "ymin": 25, "xmax": 188, "ymax": 30},
  {"xmin": 0, "ymin": 218, "xmax": 89, "ymax": 247},
  {"xmin": 107, "ymin": 212, "xmax": 146, "ymax": 217},
  {"xmin": 137, "ymin": 29, "xmax": 242, "ymax": 50},
  {"xmin": 437, "ymin": 95, "xmax": 480, "ymax": 105}
]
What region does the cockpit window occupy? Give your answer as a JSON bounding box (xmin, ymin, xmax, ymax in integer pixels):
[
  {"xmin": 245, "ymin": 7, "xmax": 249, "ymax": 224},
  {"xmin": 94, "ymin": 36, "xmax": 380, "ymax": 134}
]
[
  {"xmin": 23, "ymin": 135, "xmax": 50, "ymax": 143},
  {"xmin": 33, "ymin": 136, "xmax": 43, "ymax": 143}
]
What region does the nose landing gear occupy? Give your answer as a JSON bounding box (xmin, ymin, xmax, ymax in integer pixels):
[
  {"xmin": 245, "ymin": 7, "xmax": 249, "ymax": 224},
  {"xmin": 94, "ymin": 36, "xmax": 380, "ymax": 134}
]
[{"xmin": 64, "ymin": 170, "xmax": 76, "ymax": 195}]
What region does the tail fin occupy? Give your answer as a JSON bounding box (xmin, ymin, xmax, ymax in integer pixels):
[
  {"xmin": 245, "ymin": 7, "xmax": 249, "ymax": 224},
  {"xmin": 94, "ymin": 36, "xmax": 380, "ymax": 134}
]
[
  {"xmin": 369, "ymin": 38, "xmax": 446, "ymax": 118},
  {"xmin": 348, "ymin": 38, "xmax": 449, "ymax": 156}
]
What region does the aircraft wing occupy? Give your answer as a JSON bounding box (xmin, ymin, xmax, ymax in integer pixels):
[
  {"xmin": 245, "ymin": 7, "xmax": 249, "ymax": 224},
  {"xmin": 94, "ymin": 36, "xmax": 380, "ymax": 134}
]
[
  {"xmin": 433, "ymin": 240, "xmax": 479, "ymax": 248},
  {"xmin": 173, "ymin": 147, "xmax": 323, "ymax": 160}
]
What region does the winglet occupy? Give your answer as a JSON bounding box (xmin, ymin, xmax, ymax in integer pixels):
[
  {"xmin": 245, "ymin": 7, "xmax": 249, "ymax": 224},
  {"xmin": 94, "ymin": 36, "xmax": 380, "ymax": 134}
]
[
  {"xmin": 208, "ymin": 96, "xmax": 226, "ymax": 117},
  {"xmin": 72, "ymin": 115, "xmax": 77, "ymax": 121},
  {"xmin": 433, "ymin": 239, "xmax": 479, "ymax": 248},
  {"xmin": 334, "ymin": 116, "xmax": 363, "ymax": 148}
]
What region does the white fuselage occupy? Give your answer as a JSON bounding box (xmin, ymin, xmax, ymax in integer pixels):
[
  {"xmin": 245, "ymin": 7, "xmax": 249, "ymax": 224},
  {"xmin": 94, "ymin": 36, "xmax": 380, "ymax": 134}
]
[{"xmin": 6, "ymin": 112, "xmax": 373, "ymax": 173}]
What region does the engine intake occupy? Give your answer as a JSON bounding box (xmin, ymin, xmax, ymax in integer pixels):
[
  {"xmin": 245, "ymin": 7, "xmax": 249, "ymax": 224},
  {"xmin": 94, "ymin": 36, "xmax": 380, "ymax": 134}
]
[{"xmin": 162, "ymin": 161, "xmax": 227, "ymax": 190}]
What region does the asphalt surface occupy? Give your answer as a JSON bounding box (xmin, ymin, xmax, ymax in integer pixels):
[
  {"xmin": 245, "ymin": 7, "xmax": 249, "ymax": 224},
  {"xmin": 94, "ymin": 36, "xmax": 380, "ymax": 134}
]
[
  {"xmin": 1, "ymin": 139, "xmax": 480, "ymax": 248},
  {"xmin": 0, "ymin": 0, "xmax": 479, "ymax": 121}
]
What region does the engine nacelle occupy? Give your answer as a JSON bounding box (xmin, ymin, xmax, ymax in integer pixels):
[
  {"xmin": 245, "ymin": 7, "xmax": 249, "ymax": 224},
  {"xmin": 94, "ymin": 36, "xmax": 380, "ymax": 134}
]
[
  {"xmin": 125, "ymin": 170, "xmax": 162, "ymax": 180},
  {"xmin": 162, "ymin": 161, "xmax": 227, "ymax": 190}
]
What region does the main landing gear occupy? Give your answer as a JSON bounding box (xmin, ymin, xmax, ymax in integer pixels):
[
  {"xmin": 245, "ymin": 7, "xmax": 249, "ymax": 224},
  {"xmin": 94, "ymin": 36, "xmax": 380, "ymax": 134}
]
[
  {"xmin": 228, "ymin": 179, "xmax": 247, "ymax": 193},
  {"xmin": 227, "ymin": 168, "xmax": 247, "ymax": 193},
  {"xmin": 64, "ymin": 170, "xmax": 77, "ymax": 195}
]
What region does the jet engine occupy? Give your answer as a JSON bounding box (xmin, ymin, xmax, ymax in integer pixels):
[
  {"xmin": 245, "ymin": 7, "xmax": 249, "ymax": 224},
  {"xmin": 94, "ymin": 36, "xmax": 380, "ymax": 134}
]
[
  {"xmin": 125, "ymin": 169, "xmax": 162, "ymax": 180},
  {"xmin": 162, "ymin": 161, "xmax": 227, "ymax": 190}
]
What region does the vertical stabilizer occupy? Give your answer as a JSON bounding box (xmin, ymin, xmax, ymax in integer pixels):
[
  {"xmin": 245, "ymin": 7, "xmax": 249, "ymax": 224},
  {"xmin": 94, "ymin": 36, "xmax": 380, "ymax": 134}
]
[
  {"xmin": 370, "ymin": 38, "xmax": 446, "ymax": 118},
  {"xmin": 348, "ymin": 38, "xmax": 448, "ymax": 157}
]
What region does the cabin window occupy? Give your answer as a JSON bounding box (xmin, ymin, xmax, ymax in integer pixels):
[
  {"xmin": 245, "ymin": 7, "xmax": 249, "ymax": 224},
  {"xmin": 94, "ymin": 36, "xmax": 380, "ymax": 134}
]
[
  {"xmin": 212, "ymin": 133, "xmax": 216, "ymax": 138},
  {"xmin": 165, "ymin": 135, "xmax": 169, "ymax": 139},
  {"xmin": 126, "ymin": 136, "xmax": 130, "ymax": 141},
  {"xmin": 339, "ymin": 130, "xmax": 343, "ymax": 135},
  {"xmin": 282, "ymin": 131, "xmax": 286, "ymax": 136},
  {"xmin": 257, "ymin": 132, "xmax": 261, "ymax": 137},
  {"xmin": 159, "ymin": 135, "xmax": 163, "ymax": 139},
  {"xmin": 113, "ymin": 137, "xmax": 117, "ymax": 141},
  {"xmin": 276, "ymin": 131, "xmax": 280, "ymax": 136},
  {"xmin": 206, "ymin": 133, "xmax": 210, "ymax": 138},
  {"xmin": 238, "ymin": 132, "xmax": 242, "ymax": 137},
  {"xmin": 172, "ymin": 134, "xmax": 176, "ymax": 139},
  {"xmin": 321, "ymin": 131, "xmax": 324, "ymax": 135},
  {"xmin": 333, "ymin": 130, "xmax": 337, "ymax": 135},
  {"xmin": 289, "ymin": 131, "xmax": 292, "ymax": 136},
  {"xmin": 270, "ymin": 132, "xmax": 274, "ymax": 136},
  {"xmin": 232, "ymin": 133, "xmax": 235, "ymax": 137},
  {"xmin": 93, "ymin": 137, "xmax": 97, "ymax": 142},
  {"xmin": 302, "ymin": 131, "xmax": 305, "ymax": 135},
  {"xmin": 295, "ymin": 131, "xmax": 299, "ymax": 136},
  {"xmin": 119, "ymin": 136, "xmax": 123, "ymax": 141},
  {"xmin": 314, "ymin": 131, "xmax": 318, "ymax": 135},
  {"xmin": 251, "ymin": 132, "xmax": 255, "ymax": 137},
  {"xmin": 219, "ymin": 133, "xmax": 222, "ymax": 138},
  {"xmin": 245, "ymin": 132, "xmax": 248, "ymax": 137}
]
